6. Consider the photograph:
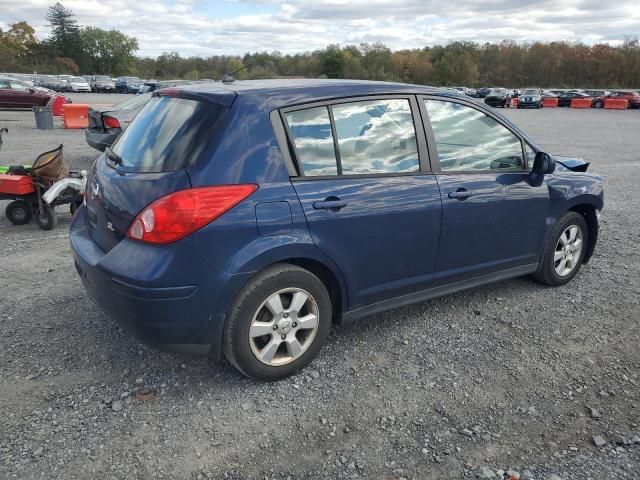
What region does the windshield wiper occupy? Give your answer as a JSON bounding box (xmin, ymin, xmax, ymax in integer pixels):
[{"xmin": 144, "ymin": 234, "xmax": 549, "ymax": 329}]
[{"xmin": 105, "ymin": 146, "xmax": 123, "ymax": 166}]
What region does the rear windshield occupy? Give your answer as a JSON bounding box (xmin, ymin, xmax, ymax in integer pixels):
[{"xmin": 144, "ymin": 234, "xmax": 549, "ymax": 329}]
[
  {"xmin": 522, "ymin": 89, "xmax": 539, "ymax": 95},
  {"xmin": 95, "ymin": 75, "xmax": 111, "ymax": 81},
  {"xmin": 110, "ymin": 96, "xmax": 226, "ymax": 173}
]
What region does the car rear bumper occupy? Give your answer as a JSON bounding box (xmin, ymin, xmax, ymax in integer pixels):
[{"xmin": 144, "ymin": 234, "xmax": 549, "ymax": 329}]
[
  {"xmin": 69, "ymin": 207, "xmax": 242, "ymax": 359},
  {"xmin": 85, "ymin": 129, "xmax": 120, "ymax": 152}
]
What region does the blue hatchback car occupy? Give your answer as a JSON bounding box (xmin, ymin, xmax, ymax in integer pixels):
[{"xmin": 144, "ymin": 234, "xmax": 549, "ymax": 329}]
[{"xmin": 70, "ymin": 80, "xmax": 603, "ymax": 379}]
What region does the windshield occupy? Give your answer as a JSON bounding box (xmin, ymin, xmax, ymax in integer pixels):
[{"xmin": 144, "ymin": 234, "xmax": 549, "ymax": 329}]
[
  {"xmin": 522, "ymin": 89, "xmax": 539, "ymax": 95},
  {"xmin": 123, "ymin": 77, "xmax": 140, "ymax": 82},
  {"xmin": 110, "ymin": 96, "xmax": 227, "ymax": 173},
  {"xmin": 95, "ymin": 75, "xmax": 111, "ymax": 81},
  {"xmin": 490, "ymin": 89, "xmax": 506, "ymax": 95},
  {"xmin": 71, "ymin": 77, "xmax": 85, "ymax": 82}
]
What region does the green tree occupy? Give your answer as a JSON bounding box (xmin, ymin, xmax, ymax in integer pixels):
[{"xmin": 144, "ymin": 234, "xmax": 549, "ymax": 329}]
[
  {"xmin": 46, "ymin": 2, "xmax": 83, "ymax": 64},
  {"xmin": 319, "ymin": 44, "xmax": 345, "ymax": 78},
  {"xmin": 80, "ymin": 26, "xmax": 138, "ymax": 75}
]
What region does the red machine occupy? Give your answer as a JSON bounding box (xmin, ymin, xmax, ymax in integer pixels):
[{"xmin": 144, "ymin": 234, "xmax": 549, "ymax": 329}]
[{"xmin": 0, "ymin": 128, "xmax": 84, "ymax": 230}]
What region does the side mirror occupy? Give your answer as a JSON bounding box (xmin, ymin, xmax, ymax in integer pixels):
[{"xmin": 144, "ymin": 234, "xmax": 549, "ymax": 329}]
[{"xmin": 532, "ymin": 151, "xmax": 555, "ymax": 175}]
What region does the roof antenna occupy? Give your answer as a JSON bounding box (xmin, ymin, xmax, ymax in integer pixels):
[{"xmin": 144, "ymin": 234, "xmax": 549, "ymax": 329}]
[{"xmin": 222, "ymin": 63, "xmax": 251, "ymax": 83}]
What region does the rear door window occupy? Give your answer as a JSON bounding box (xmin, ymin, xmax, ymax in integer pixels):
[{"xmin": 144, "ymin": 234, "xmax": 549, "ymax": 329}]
[
  {"xmin": 283, "ymin": 98, "xmax": 419, "ymax": 176},
  {"xmin": 332, "ymin": 99, "xmax": 419, "ymax": 174},
  {"xmin": 284, "ymin": 107, "xmax": 338, "ymax": 176},
  {"xmin": 110, "ymin": 96, "xmax": 226, "ymax": 173}
]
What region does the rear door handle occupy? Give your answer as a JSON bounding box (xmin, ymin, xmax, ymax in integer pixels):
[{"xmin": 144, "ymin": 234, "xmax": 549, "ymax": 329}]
[
  {"xmin": 448, "ymin": 189, "xmax": 473, "ymax": 200},
  {"xmin": 313, "ymin": 200, "xmax": 347, "ymax": 210}
]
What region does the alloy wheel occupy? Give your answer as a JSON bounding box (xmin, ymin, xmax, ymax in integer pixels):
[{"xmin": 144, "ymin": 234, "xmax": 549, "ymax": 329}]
[
  {"xmin": 554, "ymin": 225, "xmax": 584, "ymax": 277},
  {"xmin": 249, "ymin": 288, "xmax": 320, "ymax": 366}
]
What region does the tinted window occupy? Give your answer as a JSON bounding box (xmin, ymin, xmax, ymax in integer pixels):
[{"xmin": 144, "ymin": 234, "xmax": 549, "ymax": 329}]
[
  {"xmin": 110, "ymin": 96, "xmax": 226, "ymax": 173},
  {"xmin": 332, "ymin": 99, "xmax": 419, "ymax": 174},
  {"xmin": 425, "ymin": 99, "xmax": 524, "ymax": 171},
  {"xmin": 285, "ymin": 107, "xmax": 338, "ymax": 176}
]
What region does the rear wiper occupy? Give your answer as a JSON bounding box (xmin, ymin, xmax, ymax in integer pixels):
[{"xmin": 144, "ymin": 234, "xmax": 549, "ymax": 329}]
[{"xmin": 105, "ymin": 146, "xmax": 123, "ymax": 166}]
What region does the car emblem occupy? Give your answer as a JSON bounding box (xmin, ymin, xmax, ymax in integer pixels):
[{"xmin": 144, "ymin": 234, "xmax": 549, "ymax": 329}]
[{"xmin": 106, "ymin": 221, "xmax": 114, "ymax": 231}]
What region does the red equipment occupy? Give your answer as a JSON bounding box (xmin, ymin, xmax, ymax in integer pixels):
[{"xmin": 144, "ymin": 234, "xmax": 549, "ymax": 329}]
[{"xmin": 0, "ymin": 174, "xmax": 36, "ymax": 195}]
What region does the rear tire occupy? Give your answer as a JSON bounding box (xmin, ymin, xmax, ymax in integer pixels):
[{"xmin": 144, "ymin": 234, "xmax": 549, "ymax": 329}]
[
  {"xmin": 223, "ymin": 264, "xmax": 332, "ymax": 380},
  {"xmin": 533, "ymin": 211, "xmax": 588, "ymax": 287},
  {"xmin": 35, "ymin": 204, "xmax": 57, "ymax": 230},
  {"xmin": 5, "ymin": 200, "xmax": 32, "ymax": 225}
]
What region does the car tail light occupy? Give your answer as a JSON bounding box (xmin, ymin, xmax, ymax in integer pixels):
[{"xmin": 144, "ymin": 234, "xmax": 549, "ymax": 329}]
[
  {"xmin": 103, "ymin": 116, "xmax": 120, "ymax": 129},
  {"xmin": 126, "ymin": 185, "xmax": 257, "ymax": 244}
]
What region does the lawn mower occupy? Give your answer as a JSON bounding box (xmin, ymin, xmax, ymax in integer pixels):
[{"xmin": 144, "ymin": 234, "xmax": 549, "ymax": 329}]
[{"xmin": 0, "ymin": 128, "xmax": 85, "ymax": 230}]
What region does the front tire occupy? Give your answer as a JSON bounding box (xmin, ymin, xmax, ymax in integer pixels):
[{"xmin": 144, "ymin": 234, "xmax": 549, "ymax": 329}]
[
  {"xmin": 223, "ymin": 264, "xmax": 332, "ymax": 380},
  {"xmin": 34, "ymin": 204, "xmax": 57, "ymax": 230},
  {"xmin": 533, "ymin": 212, "xmax": 588, "ymax": 286}
]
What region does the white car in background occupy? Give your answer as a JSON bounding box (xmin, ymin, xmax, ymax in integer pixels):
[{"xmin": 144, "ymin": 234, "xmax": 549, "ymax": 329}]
[{"xmin": 68, "ymin": 76, "xmax": 91, "ymax": 92}]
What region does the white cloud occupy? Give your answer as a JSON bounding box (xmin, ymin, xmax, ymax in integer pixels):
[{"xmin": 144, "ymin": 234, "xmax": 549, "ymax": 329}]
[{"xmin": 0, "ymin": 0, "xmax": 638, "ymax": 57}]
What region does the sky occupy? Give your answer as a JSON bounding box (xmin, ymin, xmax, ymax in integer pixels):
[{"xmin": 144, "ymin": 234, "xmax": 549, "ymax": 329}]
[{"xmin": 1, "ymin": 0, "xmax": 639, "ymax": 57}]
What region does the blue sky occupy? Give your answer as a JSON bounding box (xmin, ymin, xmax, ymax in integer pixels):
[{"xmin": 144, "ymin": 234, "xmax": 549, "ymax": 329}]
[{"xmin": 1, "ymin": 0, "xmax": 639, "ymax": 57}]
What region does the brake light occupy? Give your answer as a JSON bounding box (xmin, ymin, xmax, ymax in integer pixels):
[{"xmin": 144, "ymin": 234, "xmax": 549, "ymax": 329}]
[
  {"xmin": 126, "ymin": 185, "xmax": 257, "ymax": 244},
  {"xmin": 103, "ymin": 116, "xmax": 120, "ymax": 129}
]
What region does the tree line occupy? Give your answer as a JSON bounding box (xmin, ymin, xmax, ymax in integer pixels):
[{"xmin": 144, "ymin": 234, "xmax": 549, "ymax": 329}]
[{"xmin": 1, "ymin": 3, "xmax": 640, "ymax": 88}]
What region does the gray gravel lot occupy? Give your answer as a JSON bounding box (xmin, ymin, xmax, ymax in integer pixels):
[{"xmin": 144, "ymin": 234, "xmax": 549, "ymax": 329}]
[{"xmin": 1, "ymin": 95, "xmax": 639, "ymax": 480}]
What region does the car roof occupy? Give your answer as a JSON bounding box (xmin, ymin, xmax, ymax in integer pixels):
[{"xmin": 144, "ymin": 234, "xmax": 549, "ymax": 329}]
[{"xmin": 176, "ymin": 79, "xmax": 456, "ymax": 108}]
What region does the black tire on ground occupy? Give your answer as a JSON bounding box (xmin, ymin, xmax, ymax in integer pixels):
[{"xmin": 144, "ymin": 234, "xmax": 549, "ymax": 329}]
[
  {"xmin": 533, "ymin": 211, "xmax": 588, "ymax": 287},
  {"xmin": 34, "ymin": 204, "xmax": 57, "ymax": 230},
  {"xmin": 223, "ymin": 263, "xmax": 332, "ymax": 380},
  {"xmin": 594, "ymin": 100, "xmax": 603, "ymax": 109},
  {"xmin": 5, "ymin": 200, "xmax": 32, "ymax": 225}
]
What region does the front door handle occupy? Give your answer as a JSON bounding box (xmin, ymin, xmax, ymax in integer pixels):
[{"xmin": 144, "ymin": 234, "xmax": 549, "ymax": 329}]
[
  {"xmin": 448, "ymin": 189, "xmax": 473, "ymax": 200},
  {"xmin": 313, "ymin": 199, "xmax": 347, "ymax": 210}
]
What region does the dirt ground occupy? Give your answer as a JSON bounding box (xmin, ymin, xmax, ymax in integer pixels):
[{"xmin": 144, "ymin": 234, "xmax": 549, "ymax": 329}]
[{"xmin": 1, "ymin": 95, "xmax": 639, "ymax": 479}]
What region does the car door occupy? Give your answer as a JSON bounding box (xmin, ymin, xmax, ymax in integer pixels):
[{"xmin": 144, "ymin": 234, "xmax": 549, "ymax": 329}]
[
  {"xmin": 0, "ymin": 80, "xmax": 12, "ymax": 107},
  {"xmin": 419, "ymin": 96, "xmax": 549, "ymax": 285},
  {"xmin": 282, "ymin": 96, "xmax": 443, "ymax": 308},
  {"xmin": 8, "ymin": 81, "xmax": 36, "ymax": 107}
]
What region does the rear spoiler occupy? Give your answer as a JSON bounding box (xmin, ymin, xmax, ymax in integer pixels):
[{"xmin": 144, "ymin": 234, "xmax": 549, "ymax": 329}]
[{"xmin": 155, "ymin": 87, "xmax": 236, "ymax": 108}]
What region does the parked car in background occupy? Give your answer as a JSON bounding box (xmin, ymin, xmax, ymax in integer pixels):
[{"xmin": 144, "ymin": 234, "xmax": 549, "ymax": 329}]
[
  {"xmin": 0, "ymin": 78, "xmax": 51, "ymax": 108},
  {"xmin": 484, "ymin": 88, "xmax": 511, "ymax": 107},
  {"xmin": 115, "ymin": 76, "xmax": 143, "ymax": 93},
  {"xmin": 1, "ymin": 77, "xmax": 53, "ymax": 95},
  {"xmin": 582, "ymin": 90, "xmax": 609, "ymax": 108},
  {"xmin": 465, "ymin": 87, "xmax": 477, "ymax": 97},
  {"xmin": 518, "ymin": 88, "xmax": 544, "ymax": 109},
  {"xmin": 604, "ymin": 91, "xmax": 640, "ymax": 109},
  {"xmin": 557, "ymin": 91, "xmax": 592, "ymax": 107},
  {"xmin": 476, "ymin": 87, "xmax": 492, "ymax": 98},
  {"xmin": 91, "ymin": 75, "xmax": 116, "ymax": 93},
  {"xmin": 68, "ymin": 76, "xmax": 91, "ymax": 92},
  {"xmin": 85, "ymin": 93, "xmax": 152, "ymax": 151},
  {"xmin": 70, "ymin": 80, "xmax": 604, "ymax": 380},
  {"xmin": 36, "ymin": 75, "xmax": 70, "ymax": 92},
  {"xmin": 58, "ymin": 75, "xmax": 73, "ymax": 85}
]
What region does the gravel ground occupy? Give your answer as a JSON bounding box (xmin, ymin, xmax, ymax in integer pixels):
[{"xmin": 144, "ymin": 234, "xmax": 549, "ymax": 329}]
[{"xmin": 1, "ymin": 96, "xmax": 639, "ymax": 480}]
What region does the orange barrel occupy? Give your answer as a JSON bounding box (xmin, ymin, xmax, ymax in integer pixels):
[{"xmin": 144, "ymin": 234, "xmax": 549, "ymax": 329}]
[
  {"xmin": 62, "ymin": 104, "xmax": 89, "ymax": 129},
  {"xmin": 604, "ymin": 98, "xmax": 628, "ymax": 110},
  {"xmin": 50, "ymin": 95, "xmax": 70, "ymax": 116},
  {"xmin": 570, "ymin": 98, "xmax": 592, "ymax": 108},
  {"xmin": 542, "ymin": 97, "xmax": 558, "ymax": 108}
]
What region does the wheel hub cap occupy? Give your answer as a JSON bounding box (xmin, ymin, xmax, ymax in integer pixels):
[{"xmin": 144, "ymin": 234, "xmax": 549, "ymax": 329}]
[
  {"xmin": 554, "ymin": 225, "xmax": 584, "ymax": 277},
  {"xmin": 249, "ymin": 288, "xmax": 320, "ymax": 366}
]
